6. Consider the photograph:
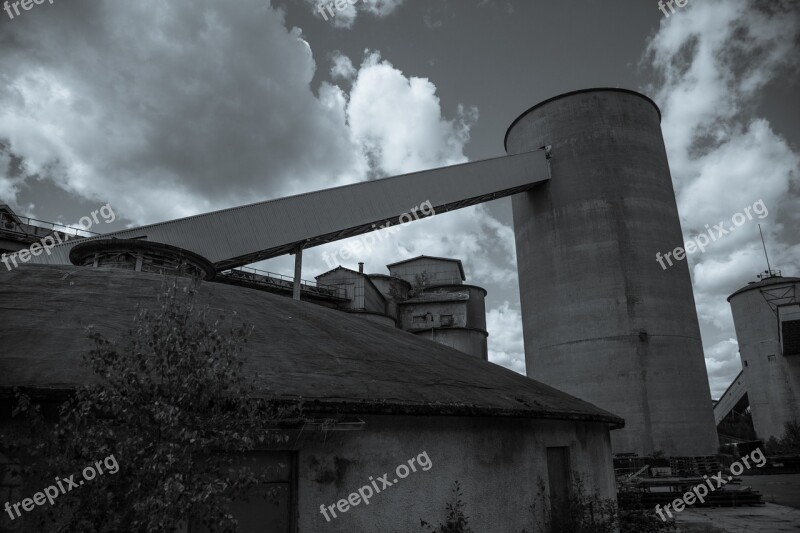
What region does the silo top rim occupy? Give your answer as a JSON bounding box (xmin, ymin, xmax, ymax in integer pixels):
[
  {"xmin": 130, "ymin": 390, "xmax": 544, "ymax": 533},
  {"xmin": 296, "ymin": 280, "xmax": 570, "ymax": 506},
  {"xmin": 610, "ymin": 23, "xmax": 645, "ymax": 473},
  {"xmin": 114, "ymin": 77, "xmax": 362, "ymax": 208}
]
[
  {"xmin": 504, "ymin": 88, "xmax": 662, "ymax": 151},
  {"xmin": 727, "ymin": 275, "xmax": 800, "ymax": 302}
]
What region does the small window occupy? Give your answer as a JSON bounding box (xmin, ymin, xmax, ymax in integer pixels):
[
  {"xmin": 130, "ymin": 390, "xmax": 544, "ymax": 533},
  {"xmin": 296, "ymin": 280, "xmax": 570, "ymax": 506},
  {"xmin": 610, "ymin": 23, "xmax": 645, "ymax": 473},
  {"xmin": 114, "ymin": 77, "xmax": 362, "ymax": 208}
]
[
  {"xmin": 768, "ymin": 354, "xmax": 776, "ymax": 362},
  {"xmin": 744, "ymin": 361, "xmax": 748, "ymax": 367},
  {"xmin": 440, "ymin": 314, "xmax": 454, "ymax": 327},
  {"xmin": 412, "ymin": 315, "xmax": 428, "ymax": 325}
]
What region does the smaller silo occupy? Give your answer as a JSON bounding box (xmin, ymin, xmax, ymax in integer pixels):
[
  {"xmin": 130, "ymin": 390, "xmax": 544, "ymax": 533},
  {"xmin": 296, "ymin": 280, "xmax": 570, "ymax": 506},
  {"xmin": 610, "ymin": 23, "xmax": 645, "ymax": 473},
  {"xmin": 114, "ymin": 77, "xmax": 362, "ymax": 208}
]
[{"xmin": 728, "ymin": 273, "xmax": 800, "ymax": 441}]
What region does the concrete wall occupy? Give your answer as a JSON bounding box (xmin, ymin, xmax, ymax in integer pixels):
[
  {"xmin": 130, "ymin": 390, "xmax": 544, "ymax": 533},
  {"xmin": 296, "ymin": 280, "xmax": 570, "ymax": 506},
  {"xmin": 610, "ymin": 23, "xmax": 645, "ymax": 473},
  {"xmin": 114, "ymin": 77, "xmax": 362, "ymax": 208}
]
[
  {"xmin": 297, "ymin": 414, "xmax": 616, "ymax": 532},
  {"xmin": 506, "ymin": 89, "xmax": 718, "ymax": 456},
  {"xmin": 729, "ymin": 279, "xmax": 800, "ymax": 440},
  {"xmin": 368, "ymin": 275, "xmax": 410, "ymax": 320},
  {"xmin": 398, "ymin": 287, "xmax": 486, "ymax": 330},
  {"xmin": 317, "ymin": 269, "xmax": 386, "ymax": 315},
  {"xmin": 398, "ymin": 286, "xmax": 488, "ymax": 359},
  {"xmin": 408, "ymin": 328, "xmax": 488, "ymax": 360}
]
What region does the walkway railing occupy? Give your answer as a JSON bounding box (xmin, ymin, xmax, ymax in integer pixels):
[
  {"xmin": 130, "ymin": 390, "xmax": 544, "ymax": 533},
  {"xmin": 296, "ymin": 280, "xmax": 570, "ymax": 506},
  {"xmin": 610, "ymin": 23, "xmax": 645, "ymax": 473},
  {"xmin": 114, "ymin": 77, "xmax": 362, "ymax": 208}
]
[
  {"xmin": 1, "ymin": 213, "xmax": 99, "ymax": 240},
  {"xmin": 219, "ymin": 266, "xmax": 348, "ymax": 300}
]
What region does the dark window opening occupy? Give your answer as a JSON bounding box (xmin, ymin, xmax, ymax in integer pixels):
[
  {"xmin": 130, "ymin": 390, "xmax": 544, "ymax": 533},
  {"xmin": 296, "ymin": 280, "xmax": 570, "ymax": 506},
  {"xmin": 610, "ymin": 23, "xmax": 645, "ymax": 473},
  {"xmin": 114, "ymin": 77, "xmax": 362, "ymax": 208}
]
[
  {"xmin": 782, "ymin": 319, "xmax": 800, "ymax": 355},
  {"xmin": 546, "ymin": 446, "xmax": 571, "ymax": 525}
]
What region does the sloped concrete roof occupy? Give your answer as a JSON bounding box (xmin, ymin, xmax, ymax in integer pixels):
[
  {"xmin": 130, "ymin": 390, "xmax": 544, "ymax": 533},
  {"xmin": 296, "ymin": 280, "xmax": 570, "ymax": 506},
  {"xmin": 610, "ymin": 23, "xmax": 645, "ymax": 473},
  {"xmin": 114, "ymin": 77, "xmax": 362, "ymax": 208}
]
[
  {"xmin": 727, "ymin": 275, "xmax": 800, "ymax": 301},
  {"xmin": 0, "ymin": 265, "xmax": 623, "ymax": 427}
]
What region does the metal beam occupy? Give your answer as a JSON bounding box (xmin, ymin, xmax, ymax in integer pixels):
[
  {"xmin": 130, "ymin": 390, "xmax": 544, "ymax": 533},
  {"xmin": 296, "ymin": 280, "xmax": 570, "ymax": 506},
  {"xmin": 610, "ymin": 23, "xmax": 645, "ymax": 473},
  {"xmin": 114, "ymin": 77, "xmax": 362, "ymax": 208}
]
[{"xmin": 29, "ymin": 150, "xmax": 549, "ymax": 271}]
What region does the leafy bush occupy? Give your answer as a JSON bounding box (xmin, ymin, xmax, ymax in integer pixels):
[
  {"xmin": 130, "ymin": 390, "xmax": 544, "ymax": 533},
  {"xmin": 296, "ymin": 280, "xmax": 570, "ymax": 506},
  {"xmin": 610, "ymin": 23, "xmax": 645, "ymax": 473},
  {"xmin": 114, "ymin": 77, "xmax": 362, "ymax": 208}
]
[
  {"xmin": 765, "ymin": 421, "xmax": 800, "ymax": 455},
  {"xmin": 1, "ymin": 283, "xmax": 300, "ymax": 533}
]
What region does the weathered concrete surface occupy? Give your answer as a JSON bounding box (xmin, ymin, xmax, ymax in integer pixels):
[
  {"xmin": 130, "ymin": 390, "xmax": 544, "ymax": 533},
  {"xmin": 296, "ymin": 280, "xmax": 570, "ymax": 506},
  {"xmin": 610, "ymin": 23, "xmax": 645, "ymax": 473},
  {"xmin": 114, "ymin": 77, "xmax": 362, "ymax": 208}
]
[
  {"xmin": 740, "ymin": 474, "xmax": 800, "ymax": 509},
  {"xmin": 1, "ymin": 265, "xmax": 621, "ymax": 532},
  {"xmin": 674, "ymin": 503, "xmax": 800, "ymax": 532},
  {"xmin": 297, "ymin": 415, "xmax": 616, "ymax": 532},
  {"xmin": 505, "ymin": 88, "xmax": 718, "ymax": 456},
  {"xmin": 0, "ymin": 265, "xmax": 622, "ymax": 427},
  {"xmin": 728, "ymin": 277, "xmax": 800, "ymax": 441}
]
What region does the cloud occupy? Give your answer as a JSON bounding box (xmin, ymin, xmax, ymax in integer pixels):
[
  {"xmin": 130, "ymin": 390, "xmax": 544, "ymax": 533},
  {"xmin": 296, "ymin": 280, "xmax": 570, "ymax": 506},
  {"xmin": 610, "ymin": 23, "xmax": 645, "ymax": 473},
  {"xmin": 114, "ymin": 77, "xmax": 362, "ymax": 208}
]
[
  {"xmin": 345, "ymin": 51, "xmax": 478, "ymax": 177},
  {"xmin": 0, "ymin": 2, "xmax": 526, "ymax": 374},
  {"xmin": 486, "ymin": 302, "xmax": 526, "ymax": 374},
  {"xmin": 306, "ymin": 0, "xmax": 405, "ymax": 29},
  {"xmin": 330, "ymin": 52, "xmax": 357, "ymax": 81},
  {"xmin": 643, "ymin": 0, "xmax": 800, "ymax": 398},
  {"xmin": 0, "ymin": 0, "xmax": 366, "ymax": 223}
]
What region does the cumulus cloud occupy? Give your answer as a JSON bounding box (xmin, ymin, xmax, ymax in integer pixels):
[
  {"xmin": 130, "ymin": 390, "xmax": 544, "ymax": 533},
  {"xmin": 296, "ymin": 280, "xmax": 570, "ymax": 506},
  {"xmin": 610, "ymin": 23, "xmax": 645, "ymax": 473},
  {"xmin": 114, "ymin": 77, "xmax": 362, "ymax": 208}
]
[
  {"xmin": 486, "ymin": 302, "xmax": 526, "ymax": 374},
  {"xmin": 330, "ymin": 52, "xmax": 357, "ymax": 81},
  {"xmin": 345, "ymin": 51, "xmax": 478, "ymax": 177},
  {"xmin": 0, "ymin": 0, "xmax": 367, "ymax": 224},
  {"xmin": 643, "ymin": 0, "xmax": 800, "ymax": 397}
]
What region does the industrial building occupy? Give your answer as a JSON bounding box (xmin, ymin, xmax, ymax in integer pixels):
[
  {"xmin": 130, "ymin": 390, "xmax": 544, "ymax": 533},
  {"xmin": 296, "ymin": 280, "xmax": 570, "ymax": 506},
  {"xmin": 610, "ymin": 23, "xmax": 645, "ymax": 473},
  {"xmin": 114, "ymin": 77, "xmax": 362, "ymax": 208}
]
[
  {"xmin": 312, "ymin": 256, "xmax": 488, "ymax": 359},
  {"xmin": 0, "ymin": 264, "xmax": 621, "ymax": 532},
  {"xmin": 1, "ymin": 87, "xmax": 732, "ymax": 529},
  {"xmin": 715, "ymin": 272, "xmax": 800, "ymax": 442}
]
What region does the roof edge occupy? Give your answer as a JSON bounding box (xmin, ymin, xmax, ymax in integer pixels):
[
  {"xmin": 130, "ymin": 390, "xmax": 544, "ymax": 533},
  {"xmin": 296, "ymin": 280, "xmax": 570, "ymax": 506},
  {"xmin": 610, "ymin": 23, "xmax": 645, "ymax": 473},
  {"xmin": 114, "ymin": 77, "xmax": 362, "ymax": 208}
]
[
  {"xmin": 0, "ymin": 387, "xmax": 625, "ymax": 429},
  {"xmin": 504, "ymin": 88, "xmax": 662, "ymax": 151}
]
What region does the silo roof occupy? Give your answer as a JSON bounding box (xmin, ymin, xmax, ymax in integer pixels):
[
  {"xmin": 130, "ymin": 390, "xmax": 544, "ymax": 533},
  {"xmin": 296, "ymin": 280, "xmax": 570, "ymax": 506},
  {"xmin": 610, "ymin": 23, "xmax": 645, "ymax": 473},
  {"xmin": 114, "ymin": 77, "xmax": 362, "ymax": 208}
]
[
  {"xmin": 0, "ymin": 265, "xmax": 623, "ymax": 428},
  {"xmin": 727, "ymin": 275, "xmax": 800, "ymax": 301}
]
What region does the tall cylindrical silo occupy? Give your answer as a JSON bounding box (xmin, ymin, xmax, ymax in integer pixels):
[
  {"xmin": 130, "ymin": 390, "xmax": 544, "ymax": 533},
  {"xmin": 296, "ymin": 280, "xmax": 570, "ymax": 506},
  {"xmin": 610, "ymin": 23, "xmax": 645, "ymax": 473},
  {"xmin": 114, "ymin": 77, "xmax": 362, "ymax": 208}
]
[
  {"xmin": 505, "ymin": 89, "xmax": 718, "ymax": 456},
  {"xmin": 728, "ymin": 275, "xmax": 800, "ymax": 441}
]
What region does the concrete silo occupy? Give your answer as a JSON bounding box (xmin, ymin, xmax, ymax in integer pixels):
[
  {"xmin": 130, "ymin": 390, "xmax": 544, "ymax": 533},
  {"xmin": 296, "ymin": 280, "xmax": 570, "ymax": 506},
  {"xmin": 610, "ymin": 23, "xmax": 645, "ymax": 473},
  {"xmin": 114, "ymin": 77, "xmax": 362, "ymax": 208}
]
[
  {"xmin": 728, "ymin": 274, "xmax": 800, "ymax": 441},
  {"xmin": 505, "ymin": 89, "xmax": 718, "ymax": 456}
]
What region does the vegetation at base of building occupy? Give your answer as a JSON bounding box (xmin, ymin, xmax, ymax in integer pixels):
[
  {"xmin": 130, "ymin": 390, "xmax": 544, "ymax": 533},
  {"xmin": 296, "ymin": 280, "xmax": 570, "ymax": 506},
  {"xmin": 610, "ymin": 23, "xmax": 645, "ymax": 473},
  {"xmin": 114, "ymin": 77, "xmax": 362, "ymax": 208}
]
[
  {"xmin": 529, "ymin": 477, "xmax": 617, "ymax": 533},
  {"xmin": 416, "ymin": 476, "xmax": 675, "ymax": 533},
  {"xmin": 765, "ymin": 421, "xmax": 800, "ymax": 455},
  {"xmin": 420, "ymin": 481, "xmax": 473, "ymax": 533},
  {"xmin": 617, "ymin": 492, "xmax": 678, "ymax": 533},
  {"xmin": 1, "ymin": 283, "xmax": 301, "ymax": 533},
  {"xmin": 526, "ymin": 477, "xmax": 676, "ymax": 533}
]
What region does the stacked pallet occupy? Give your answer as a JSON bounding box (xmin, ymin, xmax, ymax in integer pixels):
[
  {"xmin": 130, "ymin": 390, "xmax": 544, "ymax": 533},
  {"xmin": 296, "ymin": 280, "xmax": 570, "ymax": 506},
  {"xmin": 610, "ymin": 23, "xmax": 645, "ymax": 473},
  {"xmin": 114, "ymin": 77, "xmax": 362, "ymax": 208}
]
[
  {"xmin": 667, "ymin": 455, "xmax": 720, "ymax": 477},
  {"xmin": 618, "ymin": 484, "xmax": 764, "ymax": 508}
]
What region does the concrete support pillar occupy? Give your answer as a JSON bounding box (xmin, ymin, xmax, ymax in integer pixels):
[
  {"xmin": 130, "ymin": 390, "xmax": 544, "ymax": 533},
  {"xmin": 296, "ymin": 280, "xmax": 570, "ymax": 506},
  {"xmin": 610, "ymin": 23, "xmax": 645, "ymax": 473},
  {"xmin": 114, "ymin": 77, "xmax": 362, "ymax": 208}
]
[{"xmin": 293, "ymin": 248, "xmax": 303, "ymax": 301}]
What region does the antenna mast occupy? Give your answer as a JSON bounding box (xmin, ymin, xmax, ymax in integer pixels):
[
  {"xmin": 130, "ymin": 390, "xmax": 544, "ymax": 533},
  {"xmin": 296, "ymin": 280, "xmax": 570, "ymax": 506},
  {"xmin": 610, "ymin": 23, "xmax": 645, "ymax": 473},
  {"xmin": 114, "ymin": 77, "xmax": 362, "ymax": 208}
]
[{"xmin": 758, "ymin": 224, "xmax": 771, "ymax": 272}]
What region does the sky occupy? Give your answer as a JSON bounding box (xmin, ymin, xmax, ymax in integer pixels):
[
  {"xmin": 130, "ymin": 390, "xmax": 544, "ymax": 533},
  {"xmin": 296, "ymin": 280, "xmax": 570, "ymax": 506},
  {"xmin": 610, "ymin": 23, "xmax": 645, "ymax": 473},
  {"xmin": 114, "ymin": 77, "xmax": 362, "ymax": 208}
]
[{"xmin": 1, "ymin": 0, "xmax": 798, "ymax": 398}]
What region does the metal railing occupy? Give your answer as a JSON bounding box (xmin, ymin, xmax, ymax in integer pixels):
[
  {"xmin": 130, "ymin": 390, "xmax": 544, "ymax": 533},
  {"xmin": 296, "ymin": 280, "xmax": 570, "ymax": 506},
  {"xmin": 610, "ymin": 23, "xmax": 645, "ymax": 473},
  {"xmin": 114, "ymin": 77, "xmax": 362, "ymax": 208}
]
[
  {"xmin": 219, "ymin": 266, "xmax": 348, "ymax": 300},
  {"xmin": 0, "ymin": 213, "xmax": 99, "ymax": 240}
]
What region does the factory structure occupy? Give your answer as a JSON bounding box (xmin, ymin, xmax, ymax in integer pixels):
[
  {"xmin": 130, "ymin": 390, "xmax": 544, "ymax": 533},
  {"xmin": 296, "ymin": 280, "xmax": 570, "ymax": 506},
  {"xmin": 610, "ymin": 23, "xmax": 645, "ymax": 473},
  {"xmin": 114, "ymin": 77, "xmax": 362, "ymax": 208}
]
[
  {"xmin": 714, "ymin": 271, "xmax": 800, "ymax": 443},
  {"xmin": 5, "ymin": 87, "xmax": 774, "ymax": 530},
  {"xmin": 313, "ymin": 256, "xmax": 488, "ymax": 359}
]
